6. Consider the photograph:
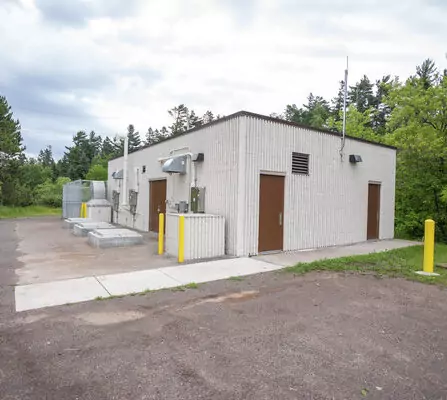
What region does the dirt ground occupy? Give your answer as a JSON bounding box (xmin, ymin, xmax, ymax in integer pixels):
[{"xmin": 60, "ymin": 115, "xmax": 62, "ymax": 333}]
[
  {"xmin": 14, "ymin": 217, "xmax": 177, "ymax": 284},
  {"xmin": 1, "ymin": 218, "xmax": 447, "ymax": 399}
]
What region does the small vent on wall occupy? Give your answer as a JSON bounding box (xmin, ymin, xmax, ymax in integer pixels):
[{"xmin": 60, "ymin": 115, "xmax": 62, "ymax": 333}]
[{"xmin": 292, "ymin": 152, "xmax": 309, "ymax": 175}]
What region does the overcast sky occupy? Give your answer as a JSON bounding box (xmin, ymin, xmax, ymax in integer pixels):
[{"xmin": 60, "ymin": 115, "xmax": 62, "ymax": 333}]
[{"xmin": 0, "ymin": 0, "xmax": 446, "ymax": 158}]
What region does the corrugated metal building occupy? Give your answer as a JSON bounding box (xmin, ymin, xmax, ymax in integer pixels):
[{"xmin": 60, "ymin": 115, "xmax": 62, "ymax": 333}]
[{"xmin": 108, "ymin": 111, "xmax": 396, "ymax": 257}]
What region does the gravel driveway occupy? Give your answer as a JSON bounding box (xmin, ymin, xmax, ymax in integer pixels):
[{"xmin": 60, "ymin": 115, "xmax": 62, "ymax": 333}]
[{"xmin": 1, "ymin": 219, "xmax": 447, "ymax": 399}]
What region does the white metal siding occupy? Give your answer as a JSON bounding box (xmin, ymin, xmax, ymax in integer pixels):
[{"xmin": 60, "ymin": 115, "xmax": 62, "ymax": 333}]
[
  {"xmin": 241, "ymin": 116, "xmax": 396, "ymax": 255},
  {"xmin": 108, "ymin": 117, "xmax": 240, "ymax": 255},
  {"xmin": 108, "ymin": 113, "xmax": 396, "ymax": 258},
  {"xmin": 165, "ymin": 213, "xmax": 225, "ymax": 260},
  {"xmin": 185, "ymin": 214, "xmax": 225, "ymax": 260},
  {"xmin": 165, "ymin": 213, "xmax": 178, "ymax": 258}
]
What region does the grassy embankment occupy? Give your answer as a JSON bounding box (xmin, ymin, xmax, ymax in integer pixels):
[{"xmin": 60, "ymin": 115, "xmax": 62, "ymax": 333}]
[{"xmin": 285, "ymin": 244, "xmax": 447, "ymax": 286}]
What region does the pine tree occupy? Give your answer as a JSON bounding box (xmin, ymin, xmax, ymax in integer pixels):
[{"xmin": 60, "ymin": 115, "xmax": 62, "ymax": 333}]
[
  {"xmin": 87, "ymin": 131, "xmax": 102, "ymax": 160},
  {"xmin": 0, "ymin": 95, "xmax": 25, "ymax": 205},
  {"xmin": 160, "ymin": 127, "xmax": 168, "ymax": 139},
  {"xmin": 168, "ymin": 104, "xmax": 189, "ymax": 136},
  {"xmin": 416, "ymin": 58, "xmax": 437, "ymax": 89},
  {"xmin": 113, "ymin": 136, "xmax": 124, "ymax": 156},
  {"xmin": 101, "ymin": 137, "xmax": 115, "ymax": 158},
  {"xmin": 63, "ymin": 131, "xmax": 91, "ymax": 180},
  {"xmin": 37, "ymin": 145, "xmax": 55, "ymax": 168},
  {"xmin": 284, "ymin": 94, "xmax": 330, "ymax": 128},
  {"xmin": 0, "ymin": 96, "xmax": 24, "ymax": 161},
  {"xmin": 145, "ymin": 127, "xmax": 158, "ymax": 146},
  {"xmin": 284, "ymin": 104, "xmax": 307, "ymax": 124},
  {"xmin": 202, "ymin": 110, "xmax": 214, "ymax": 124},
  {"xmin": 349, "ymin": 75, "xmax": 375, "ymax": 113},
  {"xmin": 188, "ymin": 110, "xmax": 201, "ymax": 129},
  {"xmin": 127, "ymin": 124, "xmax": 141, "ymax": 152},
  {"xmin": 371, "ymin": 75, "xmax": 392, "ymax": 134},
  {"xmin": 304, "ymin": 93, "xmax": 330, "ymax": 128},
  {"xmin": 331, "ymin": 80, "xmax": 347, "ymax": 122},
  {"xmin": 37, "ymin": 144, "xmax": 58, "ymax": 180}
]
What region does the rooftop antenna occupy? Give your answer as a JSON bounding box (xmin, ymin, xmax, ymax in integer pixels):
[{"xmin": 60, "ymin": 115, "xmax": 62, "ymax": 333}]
[{"xmin": 340, "ymin": 56, "xmax": 349, "ymax": 158}]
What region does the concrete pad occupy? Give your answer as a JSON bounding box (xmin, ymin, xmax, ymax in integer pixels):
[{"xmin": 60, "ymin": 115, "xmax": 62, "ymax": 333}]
[
  {"xmin": 88, "ymin": 229, "xmax": 144, "ymax": 248},
  {"xmin": 161, "ymin": 258, "xmax": 280, "ymax": 285},
  {"xmin": 15, "ymin": 277, "xmax": 109, "ymax": 312},
  {"xmin": 256, "ymin": 239, "xmax": 421, "ymax": 267},
  {"xmin": 63, "ymin": 218, "xmax": 93, "ymax": 229},
  {"xmin": 97, "ymin": 269, "xmax": 182, "ymax": 296},
  {"xmin": 415, "ymin": 271, "xmax": 440, "ymax": 277},
  {"xmin": 16, "ymin": 218, "xmax": 176, "ymax": 285},
  {"xmin": 73, "ymin": 222, "xmax": 115, "ymax": 237}
]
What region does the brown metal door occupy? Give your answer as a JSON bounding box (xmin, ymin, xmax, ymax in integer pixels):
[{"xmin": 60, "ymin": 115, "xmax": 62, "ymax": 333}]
[
  {"xmin": 149, "ymin": 180, "xmax": 167, "ymax": 232},
  {"xmin": 258, "ymin": 174, "xmax": 285, "ymax": 252},
  {"xmin": 367, "ymin": 183, "xmax": 381, "ymax": 240}
]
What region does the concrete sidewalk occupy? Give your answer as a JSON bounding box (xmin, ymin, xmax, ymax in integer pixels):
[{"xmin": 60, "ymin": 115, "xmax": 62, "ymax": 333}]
[
  {"xmin": 256, "ymin": 239, "xmax": 420, "ymax": 266},
  {"xmin": 15, "ymin": 258, "xmax": 280, "ymax": 312},
  {"xmin": 15, "ymin": 239, "xmax": 421, "ymax": 312}
]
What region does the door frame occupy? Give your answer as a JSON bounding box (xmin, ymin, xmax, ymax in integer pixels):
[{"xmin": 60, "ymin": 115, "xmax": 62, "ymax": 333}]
[
  {"xmin": 367, "ymin": 181, "xmax": 381, "ymax": 240},
  {"xmin": 149, "ymin": 178, "xmax": 167, "ymax": 233},
  {"xmin": 258, "ymin": 172, "xmax": 286, "ymax": 253},
  {"xmin": 259, "ymin": 170, "xmax": 286, "ymax": 177}
]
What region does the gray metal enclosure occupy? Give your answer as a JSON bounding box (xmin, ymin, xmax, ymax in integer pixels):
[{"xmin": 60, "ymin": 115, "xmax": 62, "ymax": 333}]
[{"xmin": 62, "ymin": 180, "xmax": 107, "ymax": 218}]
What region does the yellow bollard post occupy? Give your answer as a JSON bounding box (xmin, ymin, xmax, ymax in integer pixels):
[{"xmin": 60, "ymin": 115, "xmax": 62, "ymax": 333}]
[
  {"xmin": 80, "ymin": 202, "xmax": 87, "ymax": 218},
  {"xmin": 424, "ymin": 219, "xmax": 435, "ymax": 273},
  {"xmin": 178, "ymin": 215, "xmax": 185, "ymax": 263},
  {"xmin": 158, "ymin": 213, "xmax": 164, "ymax": 255},
  {"xmin": 416, "ymin": 219, "xmax": 439, "ymax": 276}
]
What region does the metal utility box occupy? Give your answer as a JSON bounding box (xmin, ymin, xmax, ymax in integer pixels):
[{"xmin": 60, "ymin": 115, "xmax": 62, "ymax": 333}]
[
  {"xmin": 190, "ymin": 187, "xmax": 206, "ymax": 213},
  {"xmin": 177, "ymin": 201, "xmax": 188, "ymax": 213},
  {"xmin": 86, "ymin": 199, "xmax": 112, "ymax": 223},
  {"xmin": 166, "ymin": 213, "xmax": 225, "ymax": 261},
  {"xmin": 349, "ymin": 154, "xmax": 363, "ymax": 163},
  {"xmin": 162, "ymin": 155, "xmax": 187, "ymax": 174},
  {"xmin": 129, "ymin": 189, "xmax": 138, "ymax": 215},
  {"xmin": 112, "ymin": 190, "xmax": 120, "ymax": 211}
]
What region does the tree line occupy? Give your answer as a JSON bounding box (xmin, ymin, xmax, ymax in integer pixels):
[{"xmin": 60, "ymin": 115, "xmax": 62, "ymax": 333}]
[
  {"xmin": 272, "ymin": 59, "xmax": 447, "ymax": 241},
  {"xmin": 57, "ymin": 104, "xmax": 222, "ymax": 182},
  {"xmin": 1, "ymin": 58, "xmax": 446, "ymax": 241},
  {"xmin": 0, "ymin": 102, "xmax": 221, "ymax": 207}
]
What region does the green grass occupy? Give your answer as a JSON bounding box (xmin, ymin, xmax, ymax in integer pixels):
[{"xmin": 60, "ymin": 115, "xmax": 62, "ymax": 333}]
[
  {"xmin": 0, "ymin": 206, "xmax": 61, "ymax": 219},
  {"xmin": 171, "ymin": 282, "xmax": 199, "ymax": 292},
  {"xmin": 228, "ymin": 276, "xmax": 244, "ymax": 281},
  {"xmin": 284, "ymin": 244, "xmax": 447, "ymax": 286},
  {"xmin": 138, "ymin": 289, "xmax": 155, "ymax": 296},
  {"xmin": 95, "ymin": 289, "xmax": 154, "ymax": 301},
  {"xmin": 95, "ymin": 294, "xmax": 126, "ymax": 301}
]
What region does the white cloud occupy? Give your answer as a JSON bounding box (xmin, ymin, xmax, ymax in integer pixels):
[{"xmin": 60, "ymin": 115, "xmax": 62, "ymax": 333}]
[{"xmin": 0, "ymin": 0, "xmax": 446, "ymax": 156}]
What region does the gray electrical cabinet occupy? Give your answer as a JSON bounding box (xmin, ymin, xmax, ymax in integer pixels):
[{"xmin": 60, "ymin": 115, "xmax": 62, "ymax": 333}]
[
  {"xmin": 129, "ymin": 190, "xmax": 138, "ymax": 215},
  {"xmin": 112, "ymin": 190, "xmax": 120, "ymax": 211},
  {"xmin": 190, "ymin": 187, "xmax": 206, "ymax": 213},
  {"xmin": 175, "ymin": 201, "xmax": 188, "ymax": 213}
]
